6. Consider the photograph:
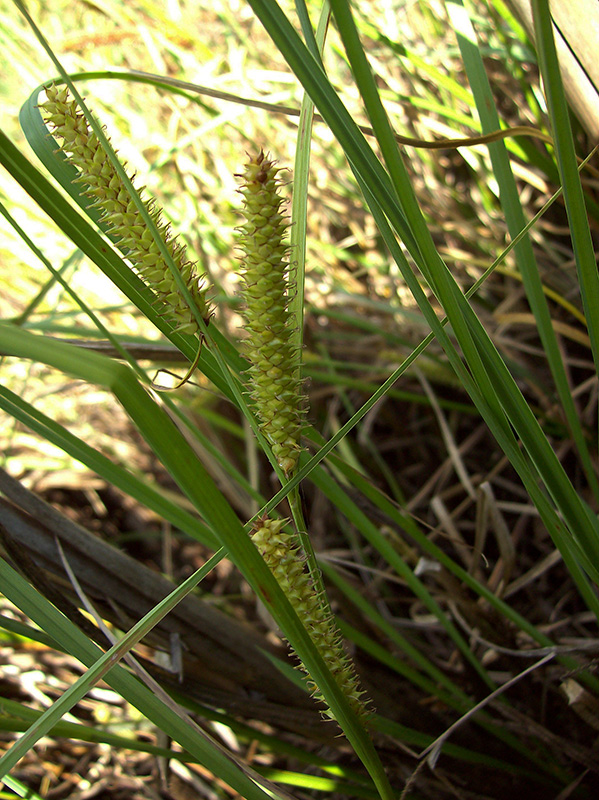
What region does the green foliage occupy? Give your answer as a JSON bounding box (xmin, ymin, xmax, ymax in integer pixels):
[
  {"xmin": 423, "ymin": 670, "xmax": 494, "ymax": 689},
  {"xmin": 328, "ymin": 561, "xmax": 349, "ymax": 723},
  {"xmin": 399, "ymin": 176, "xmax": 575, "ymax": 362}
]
[{"xmin": 2, "ymin": 0, "xmax": 599, "ymax": 797}]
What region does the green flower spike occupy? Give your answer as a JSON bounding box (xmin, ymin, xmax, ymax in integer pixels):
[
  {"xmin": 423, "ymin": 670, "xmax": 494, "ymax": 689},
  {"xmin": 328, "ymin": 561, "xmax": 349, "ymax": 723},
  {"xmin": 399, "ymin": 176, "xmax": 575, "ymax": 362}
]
[
  {"xmin": 237, "ymin": 151, "xmax": 303, "ymax": 477},
  {"xmin": 40, "ymin": 84, "xmax": 211, "ymax": 336},
  {"xmin": 251, "ymin": 517, "xmax": 369, "ymax": 719}
]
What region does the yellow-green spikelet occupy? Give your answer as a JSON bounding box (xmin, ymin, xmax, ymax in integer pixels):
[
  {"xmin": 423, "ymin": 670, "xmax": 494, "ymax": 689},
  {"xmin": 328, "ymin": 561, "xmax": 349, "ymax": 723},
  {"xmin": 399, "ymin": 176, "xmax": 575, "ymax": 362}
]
[
  {"xmin": 251, "ymin": 517, "xmax": 369, "ymax": 719},
  {"xmin": 39, "ymin": 84, "xmax": 211, "ymax": 335},
  {"xmin": 237, "ymin": 152, "xmax": 303, "ymax": 477}
]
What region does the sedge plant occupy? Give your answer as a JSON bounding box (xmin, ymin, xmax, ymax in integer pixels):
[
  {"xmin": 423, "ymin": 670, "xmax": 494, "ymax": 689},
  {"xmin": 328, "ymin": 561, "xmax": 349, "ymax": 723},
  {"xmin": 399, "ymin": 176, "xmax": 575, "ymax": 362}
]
[
  {"xmin": 2, "ymin": 9, "xmax": 389, "ymax": 795},
  {"xmin": 2, "ymin": 0, "xmax": 599, "ymax": 797},
  {"xmin": 37, "ymin": 81, "xmax": 370, "ymax": 721}
]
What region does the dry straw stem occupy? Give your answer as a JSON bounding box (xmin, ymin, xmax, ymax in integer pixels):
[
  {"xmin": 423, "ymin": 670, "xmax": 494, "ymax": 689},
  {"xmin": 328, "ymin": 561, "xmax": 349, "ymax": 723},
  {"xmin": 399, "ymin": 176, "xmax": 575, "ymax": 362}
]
[
  {"xmin": 39, "ymin": 84, "xmax": 211, "ymax": 336},
  {"xmin": 251, "ymin": 517, "xmax": 369, "ymax": 719},
  {"xmin": 237, "ymin": 151, "xmax": 305, "ymax": 477}
]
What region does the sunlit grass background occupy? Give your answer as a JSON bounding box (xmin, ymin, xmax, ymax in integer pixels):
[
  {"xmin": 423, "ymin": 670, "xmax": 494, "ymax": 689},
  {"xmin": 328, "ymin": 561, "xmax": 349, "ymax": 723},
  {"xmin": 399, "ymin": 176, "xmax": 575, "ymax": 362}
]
[{"xmin": 2, "ymin": 0, "xmax": 599, "ymax": 798}]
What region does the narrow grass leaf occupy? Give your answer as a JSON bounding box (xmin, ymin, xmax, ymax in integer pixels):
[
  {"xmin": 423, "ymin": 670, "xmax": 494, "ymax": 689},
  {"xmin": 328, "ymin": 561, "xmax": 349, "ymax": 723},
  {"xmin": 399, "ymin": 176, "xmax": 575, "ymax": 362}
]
[{"xmin": 531, "ymin": 0, "xmax": 599, "ymax": 378}]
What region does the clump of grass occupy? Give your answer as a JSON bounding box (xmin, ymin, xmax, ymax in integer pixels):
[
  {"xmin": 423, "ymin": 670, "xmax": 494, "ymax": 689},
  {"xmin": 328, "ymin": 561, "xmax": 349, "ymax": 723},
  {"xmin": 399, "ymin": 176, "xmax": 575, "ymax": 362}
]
[{"xmin": 4, "ymin": 0, "xmax": 599, "ymax": 797}]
